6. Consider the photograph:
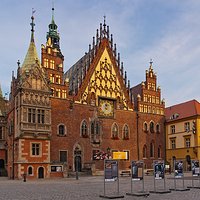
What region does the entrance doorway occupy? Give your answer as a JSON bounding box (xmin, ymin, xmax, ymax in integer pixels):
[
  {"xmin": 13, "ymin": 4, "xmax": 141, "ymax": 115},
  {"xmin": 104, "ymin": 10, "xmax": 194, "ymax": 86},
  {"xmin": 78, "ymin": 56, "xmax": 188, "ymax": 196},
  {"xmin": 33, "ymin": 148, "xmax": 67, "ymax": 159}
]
[
  {"xmin": 0, "ymin": 159, "xmax": 4, "ymax": 169},
  {"xmin": 38, "ymin": 167, "xmax": 44, "ymax": 178},
  {"xmin": 75, "ymin": 156, "xmax": 82, "ymax": 172},
  {"xmin": 186, "ymin": 155, "xmax": 191, "ymax": 171},
  {"xmin": 74, "ymin": 145, "xmax": 82, "ymax": 172}
]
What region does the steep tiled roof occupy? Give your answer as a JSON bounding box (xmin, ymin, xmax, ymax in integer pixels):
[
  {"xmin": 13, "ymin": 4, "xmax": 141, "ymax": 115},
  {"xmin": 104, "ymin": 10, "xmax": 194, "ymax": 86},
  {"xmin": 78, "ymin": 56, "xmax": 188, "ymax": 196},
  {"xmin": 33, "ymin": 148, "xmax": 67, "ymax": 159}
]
[{"xmin": 165, "ymin": 99, "xmax": 200, "ymax": 122}]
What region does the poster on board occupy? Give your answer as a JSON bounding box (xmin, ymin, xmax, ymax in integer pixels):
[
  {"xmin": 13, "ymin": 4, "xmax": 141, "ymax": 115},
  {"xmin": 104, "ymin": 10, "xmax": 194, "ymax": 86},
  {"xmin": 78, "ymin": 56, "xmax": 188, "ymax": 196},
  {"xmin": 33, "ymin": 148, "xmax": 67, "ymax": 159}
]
[
  {"xmin": 154, "ymin": 160, "xmax": 165, "ymax": 180},
  {"xmin": 104, "ymin": 160, "xmax": 118, "ymax": 182},
  {"xmin": 131, "ymin": 161, "xmax": 143, "ymax": 180},
  {"xmin": 174, "ymin": 160, "xmax": 184, "ymax": 178},
  {"xmin": 192, "ymin": 160, "xmax": 200, "ymax": 176}
]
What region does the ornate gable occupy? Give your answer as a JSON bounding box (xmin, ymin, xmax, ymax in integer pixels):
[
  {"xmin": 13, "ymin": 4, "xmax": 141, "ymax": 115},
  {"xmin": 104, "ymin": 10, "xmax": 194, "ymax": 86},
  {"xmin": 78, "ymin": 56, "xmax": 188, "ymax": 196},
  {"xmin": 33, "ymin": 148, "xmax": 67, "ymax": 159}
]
[
  {"xmin": 66, "ymin": 19, "xmax": 133, "ymax": 110},
  {"xmin": 20, "ymin": 63, "xmax": 50, "ymax": 92}
]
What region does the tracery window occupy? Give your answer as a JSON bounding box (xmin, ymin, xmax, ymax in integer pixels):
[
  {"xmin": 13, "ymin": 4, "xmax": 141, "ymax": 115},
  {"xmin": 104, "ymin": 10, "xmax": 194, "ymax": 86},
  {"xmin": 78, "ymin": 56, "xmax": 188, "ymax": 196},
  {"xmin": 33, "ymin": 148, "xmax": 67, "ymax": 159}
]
[
  {"xmin": 81, "ymin": 120, "xmax": 88, "ymax": 138},
  {"xmin": 123, "ymin": 125, "xmax": 129, "ymax": 139},
  {"xmin": 112, "ymin": 123, "xmax": 119, "ymax": 139}
]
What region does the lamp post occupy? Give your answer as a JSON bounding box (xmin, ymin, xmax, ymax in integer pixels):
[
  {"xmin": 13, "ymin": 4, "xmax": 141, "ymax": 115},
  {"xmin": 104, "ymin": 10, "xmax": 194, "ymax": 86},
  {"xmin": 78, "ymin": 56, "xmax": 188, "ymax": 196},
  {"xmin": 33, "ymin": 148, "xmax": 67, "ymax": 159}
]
[
  {"xmin": 74, "ymin": 147, "xmax": 79, "ymax": 180},
  {"xmin": 107, "ymin": 147, "xmax": 111, "ymax": 159}
]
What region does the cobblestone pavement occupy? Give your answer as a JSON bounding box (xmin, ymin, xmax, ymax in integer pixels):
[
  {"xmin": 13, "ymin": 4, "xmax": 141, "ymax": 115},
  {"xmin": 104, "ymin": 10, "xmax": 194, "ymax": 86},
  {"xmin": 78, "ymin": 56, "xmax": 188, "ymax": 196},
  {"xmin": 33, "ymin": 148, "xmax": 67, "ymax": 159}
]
[{"xmin": 0, "ymin": 174, "xmax": 200, "ymax": 200}]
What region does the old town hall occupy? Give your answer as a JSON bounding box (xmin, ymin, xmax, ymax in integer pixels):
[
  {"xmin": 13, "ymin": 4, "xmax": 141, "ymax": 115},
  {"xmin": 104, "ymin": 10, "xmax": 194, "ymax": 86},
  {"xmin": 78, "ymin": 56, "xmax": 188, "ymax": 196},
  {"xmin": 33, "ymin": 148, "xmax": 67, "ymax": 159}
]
[{"xmin": 2, "ymin": 7, "xmax": 165, "ymax": 179}]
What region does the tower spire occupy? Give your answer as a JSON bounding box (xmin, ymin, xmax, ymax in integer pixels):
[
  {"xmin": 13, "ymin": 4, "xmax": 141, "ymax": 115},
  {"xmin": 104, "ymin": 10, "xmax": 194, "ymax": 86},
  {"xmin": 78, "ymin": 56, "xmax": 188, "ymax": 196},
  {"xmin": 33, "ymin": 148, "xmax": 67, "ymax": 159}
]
[
  {"xmin": 52, "ymin": 2, "xmax": 55, "ymax": 24},
  {"xmin": 22, "ymin": 12, "xmax": 40, "ymax": 70},
  {"xmin": 47, "ymin": 4, "xmax": 60, "ymax": 48},
  {"xmin": 30, "ymin": 8, "xmax": 36, "ymax": 42}
]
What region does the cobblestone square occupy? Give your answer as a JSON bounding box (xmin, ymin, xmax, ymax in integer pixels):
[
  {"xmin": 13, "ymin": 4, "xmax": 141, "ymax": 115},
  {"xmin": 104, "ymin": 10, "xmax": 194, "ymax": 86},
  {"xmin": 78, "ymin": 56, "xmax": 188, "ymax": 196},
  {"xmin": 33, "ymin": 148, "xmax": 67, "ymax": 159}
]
[{"xmin": 0, "ymin": 174, "xmax": 200, "ymax": 200}]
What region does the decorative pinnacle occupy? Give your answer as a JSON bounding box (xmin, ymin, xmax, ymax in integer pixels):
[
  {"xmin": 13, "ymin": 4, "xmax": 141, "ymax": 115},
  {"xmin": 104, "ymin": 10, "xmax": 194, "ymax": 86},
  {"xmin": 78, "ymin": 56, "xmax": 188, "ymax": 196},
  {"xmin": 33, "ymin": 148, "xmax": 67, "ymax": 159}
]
[
  {"xmin": 30, "ymin": 8, "xmax": 36, "ymax": 42},
  {"xmin": 103, "ymin": 15, "xmax": 106, "ymax": 30},
  {"xmin": 52, "ymin": 1, "xmax": 55, "ymax": 23}
]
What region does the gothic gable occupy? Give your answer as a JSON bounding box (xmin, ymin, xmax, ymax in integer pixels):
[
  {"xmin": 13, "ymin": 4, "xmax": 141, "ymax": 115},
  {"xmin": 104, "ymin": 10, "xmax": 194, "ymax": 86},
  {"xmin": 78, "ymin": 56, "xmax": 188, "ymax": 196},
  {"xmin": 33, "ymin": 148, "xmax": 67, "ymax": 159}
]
[
  {"xmin": 76, "ymin": 42, "xmax": 133, "ymax": 110},
  {"xmin": 20, "ymin": 64, "xmax": 50, "ymax": 92}
]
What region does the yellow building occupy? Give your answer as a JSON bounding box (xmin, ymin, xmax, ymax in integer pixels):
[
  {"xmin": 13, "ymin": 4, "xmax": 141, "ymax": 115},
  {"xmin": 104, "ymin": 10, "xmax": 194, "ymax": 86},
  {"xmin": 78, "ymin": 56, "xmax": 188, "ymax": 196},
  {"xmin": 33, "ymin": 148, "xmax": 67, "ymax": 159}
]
[{"xmin": 165, "ymin": 100, "xmax": 200, "ymax": 171}]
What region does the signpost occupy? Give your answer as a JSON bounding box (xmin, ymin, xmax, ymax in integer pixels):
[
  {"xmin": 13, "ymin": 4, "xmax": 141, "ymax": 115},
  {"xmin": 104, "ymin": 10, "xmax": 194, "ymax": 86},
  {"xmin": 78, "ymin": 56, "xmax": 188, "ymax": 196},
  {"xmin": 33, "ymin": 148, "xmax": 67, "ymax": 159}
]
[
  {"xmin": 126, "ymin": 161, "xmax": 149, "ymax": 197},
  {"xmin": 99, "ymin": 159, "xmax": 124, "ymax": 199}
]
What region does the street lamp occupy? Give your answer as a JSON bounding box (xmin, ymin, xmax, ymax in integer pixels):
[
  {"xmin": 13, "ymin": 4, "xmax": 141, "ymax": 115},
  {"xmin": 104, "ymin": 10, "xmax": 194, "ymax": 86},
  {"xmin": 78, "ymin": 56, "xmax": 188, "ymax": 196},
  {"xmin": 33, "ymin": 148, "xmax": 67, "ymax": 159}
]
[{"xmin": 74, "ymin": 147, "xmax": 79, "ymax": 180}]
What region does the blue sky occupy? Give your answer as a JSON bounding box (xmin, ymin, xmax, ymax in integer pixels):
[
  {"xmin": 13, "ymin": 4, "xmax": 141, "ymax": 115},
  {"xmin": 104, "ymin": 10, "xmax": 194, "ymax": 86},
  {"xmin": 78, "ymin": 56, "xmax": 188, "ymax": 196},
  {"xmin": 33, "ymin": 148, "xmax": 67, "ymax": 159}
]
[{"xmin": 0, "ymin": 0, "xmax": 200, "ymax": 106}]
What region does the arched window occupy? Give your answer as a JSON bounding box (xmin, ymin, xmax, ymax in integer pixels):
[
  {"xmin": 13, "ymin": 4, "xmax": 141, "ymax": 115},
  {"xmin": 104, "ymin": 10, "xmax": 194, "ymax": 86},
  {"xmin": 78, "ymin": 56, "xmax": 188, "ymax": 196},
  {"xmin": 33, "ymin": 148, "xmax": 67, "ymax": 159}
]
[
  {"xmin": 156, "ymin": 124, "xmax": 160, "ymax": 133},
  {"xmin": 81, "ymin": 120, "xmax": 88, "ymax": 137},
  {"xmin": 112, "ymin": 123, "xmax": 119, "ymax": 139},
  {"xmin": 150, "ymin": 121, "xmax": 154, "ymax": 133},
  {"xmin": 91, "ymin": 122, "xmax": 95, "ymax": 135},
  {"xmin": 143, "ymin": 122, "xmax": 148, "ymax": 133},
  {"xmin": 28, "ymin": 166, "xmax": 33, "ymax": 175},
  {"xmin": 58, "ymin": 124, "xmax": 66, "ymax": 136},
  {"xmin": 158, "ymin": 146, "xmax": 161, "ymax": 158},
  {"xmin": 150, "ymin": 141, "xmax": 154, "ymax": 157},
  {"xmin": 123, "ymin": 125, "xmax": 129, "ymax": 139},
  {"xmin": 143, "ymin": 145, "xmax": 147, "ymax": 158}
]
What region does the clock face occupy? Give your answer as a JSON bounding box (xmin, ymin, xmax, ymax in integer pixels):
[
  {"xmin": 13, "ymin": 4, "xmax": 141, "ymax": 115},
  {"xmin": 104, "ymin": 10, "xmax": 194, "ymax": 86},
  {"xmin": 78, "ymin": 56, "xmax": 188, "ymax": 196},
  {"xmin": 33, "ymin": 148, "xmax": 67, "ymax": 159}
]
[{"xmin": 99, "ymin": 99, "xmax": 114, "ymax": 117}]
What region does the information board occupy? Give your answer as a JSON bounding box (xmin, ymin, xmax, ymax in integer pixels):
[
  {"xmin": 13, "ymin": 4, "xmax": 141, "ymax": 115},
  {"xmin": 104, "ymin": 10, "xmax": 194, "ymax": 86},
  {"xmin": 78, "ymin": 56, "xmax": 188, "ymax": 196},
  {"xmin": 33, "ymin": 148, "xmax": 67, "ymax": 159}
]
[
  {"xmin": 131, "ymin": 161, "xmax": 143, "ymax": 180},
  {"xmin": 192, "ymin": 160, "xmax": 200, "ymax": 176},
  {"xmin": 104, "ymin": 160, "xmax": 118, "ymax": 182},
  {"xmin": 113, "ymin": 152, "xmax": 127, "ymax": 160},
  {"xmin": 154, "ymin": 160, "xmax": 165, "ymax": 180},
  {"xmin": 174, "ymin": 160, "xmax": 184, "ymax": 178}
]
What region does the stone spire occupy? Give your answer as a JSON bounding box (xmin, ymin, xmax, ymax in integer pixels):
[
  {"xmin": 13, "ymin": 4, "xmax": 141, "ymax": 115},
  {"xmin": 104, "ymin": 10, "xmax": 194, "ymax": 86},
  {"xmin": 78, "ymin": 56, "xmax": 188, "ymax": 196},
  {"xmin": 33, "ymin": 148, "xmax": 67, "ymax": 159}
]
[
  {"xmin": 0, "ymin": 83, "xmax": 3, "ymax": 98},
  {"xmin": 22, "ymin": 11, "xmax": 40, "ymax": 71}
]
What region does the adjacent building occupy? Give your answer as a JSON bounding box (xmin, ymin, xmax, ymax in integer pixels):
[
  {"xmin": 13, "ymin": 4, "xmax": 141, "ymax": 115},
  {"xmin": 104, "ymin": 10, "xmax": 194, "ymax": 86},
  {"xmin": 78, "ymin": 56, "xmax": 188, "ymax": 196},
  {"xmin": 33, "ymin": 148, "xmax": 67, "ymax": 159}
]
[{"xmin": 165, "ymin": 99, "xmax": 200, "ymax": 171}]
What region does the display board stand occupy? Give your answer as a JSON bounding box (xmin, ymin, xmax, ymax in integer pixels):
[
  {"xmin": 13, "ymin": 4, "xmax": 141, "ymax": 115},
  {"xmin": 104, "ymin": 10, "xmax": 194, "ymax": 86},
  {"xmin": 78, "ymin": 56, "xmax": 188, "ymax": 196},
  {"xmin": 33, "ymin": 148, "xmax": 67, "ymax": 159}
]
[
  {"xmin": 99, "ymin": 159, "xmax": 124, "ymax": 199},
  {"xmin": 126, "ymin": 161, "xmax": 149, "ymax": 197},
  {"xmin": 149, "ymin": 160, "xmax": 171, "ymax": 194},
  {"xmin": 170, "ymin": 160, "xmax": 190, "ymax": 191},
  {"xmin": 188, "ymin": 160, "xmax": 200, "ymax": 189}
]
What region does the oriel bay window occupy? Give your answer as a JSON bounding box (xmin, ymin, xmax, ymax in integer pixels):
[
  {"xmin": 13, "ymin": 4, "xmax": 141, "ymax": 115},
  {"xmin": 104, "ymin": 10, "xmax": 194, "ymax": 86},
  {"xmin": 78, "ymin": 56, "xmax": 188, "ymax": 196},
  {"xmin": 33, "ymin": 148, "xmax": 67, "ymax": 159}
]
[{"xmin": 28, "ymin": 108, "xmax": 45, "ymax": 124}]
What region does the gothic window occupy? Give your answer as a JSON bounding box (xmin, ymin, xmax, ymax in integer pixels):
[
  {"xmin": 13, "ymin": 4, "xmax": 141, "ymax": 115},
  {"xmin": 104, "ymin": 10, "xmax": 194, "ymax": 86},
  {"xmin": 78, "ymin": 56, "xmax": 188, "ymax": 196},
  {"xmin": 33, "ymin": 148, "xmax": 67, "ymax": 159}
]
[
  {"xmin": 91, "ymin": 122, "xmax": 95, "ymax": 135},
  {"xmin": 123, "ymin": 124, "xmax": 129, "ymax": 139},
  {"xmin": 156, "ymin": 124, "xmax": 160, "ymax": 133},
  {"xmin": 143, "ymin": 122, "xmax": 148, "ymax": 133},
  {"xmin": 81, "ymin": 120, "xmax": 88, "ymax": 138},
  {"xmin": 150, "ymin": 141, "xmax": 154, "ymax": 157},
  {"xmin": 28, "ymin": 166, "xmax": 33, "ymax": 175},
  {"xmin": 144, "ymin": 105, "xmax": 148, "ymax": 113},
  {"xmin": 143, "ymin": 145, "xmax": 147, "ymax": 158},
  {"xmin": 112, "ymin": 123, "xmax": 119, "ymax": 139},
  {"xmin": 58, "ymin": 124, "xmax": 66, "ymax": 136},
  {"xmin": 150, "ymin": 121, "xmax": 154, "ymax": 133}
]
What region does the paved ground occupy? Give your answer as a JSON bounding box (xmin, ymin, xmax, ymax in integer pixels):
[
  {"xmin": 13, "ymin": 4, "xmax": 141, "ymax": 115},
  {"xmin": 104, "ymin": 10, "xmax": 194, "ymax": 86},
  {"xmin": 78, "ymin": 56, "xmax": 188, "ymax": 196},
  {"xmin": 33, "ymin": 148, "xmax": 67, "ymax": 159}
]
[{"xmin": 0, "ymin": 174, "xmax": 200, "ymax": 200}]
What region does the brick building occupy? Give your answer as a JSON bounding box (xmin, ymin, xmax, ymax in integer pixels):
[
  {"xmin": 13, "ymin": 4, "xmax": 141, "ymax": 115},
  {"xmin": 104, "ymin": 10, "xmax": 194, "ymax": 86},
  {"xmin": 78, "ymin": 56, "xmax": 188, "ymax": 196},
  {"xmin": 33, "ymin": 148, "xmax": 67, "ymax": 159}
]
[{"xmin": 6, "ymin": 8, "xmax": 165, "ymax": 179}]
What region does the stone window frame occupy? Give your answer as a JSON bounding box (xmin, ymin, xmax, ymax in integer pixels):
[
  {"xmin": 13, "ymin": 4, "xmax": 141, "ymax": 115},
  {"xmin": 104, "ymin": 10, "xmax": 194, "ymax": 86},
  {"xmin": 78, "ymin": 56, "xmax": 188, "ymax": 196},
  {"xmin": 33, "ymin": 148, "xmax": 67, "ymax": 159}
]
[
  {"xmin": 149, "ymin": 121, "xmax": 155, "ymax": 133},
  {"xmin": 122, "ymin": 124, "xmax": 129, "ymax": 139},
  {"xmin": 57, "ymin": 124, "xmax": 67, "ymax": 137},
  {"xmin": 27, "ymin": 165, "xmax": 34, "ymax": 176},
  {"xmin": 143, "ymin": 122, "xmax": 148, "ymax": 133},
  {"xmin": 30, "ymin": 142, "xmax": 42, "ymax": 157}
]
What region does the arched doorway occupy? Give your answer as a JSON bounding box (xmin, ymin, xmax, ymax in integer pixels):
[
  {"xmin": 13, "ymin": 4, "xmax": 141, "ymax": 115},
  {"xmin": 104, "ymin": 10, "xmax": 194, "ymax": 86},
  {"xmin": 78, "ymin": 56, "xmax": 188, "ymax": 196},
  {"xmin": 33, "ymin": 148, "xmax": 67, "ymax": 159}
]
[
  {"xmin": 38, "ymin": 167, "xmax": 44, "ymax": 178},
  {"xmin": 0, "ymin": 159, "xmax": 4, "ymax": 169},
  {"xmin": 74, "ymin": 145, "xmax": 82, "ymax": 172},
  {"xmin": 186, "ymin": 155, "xmax": 191, "ymax": 171}
]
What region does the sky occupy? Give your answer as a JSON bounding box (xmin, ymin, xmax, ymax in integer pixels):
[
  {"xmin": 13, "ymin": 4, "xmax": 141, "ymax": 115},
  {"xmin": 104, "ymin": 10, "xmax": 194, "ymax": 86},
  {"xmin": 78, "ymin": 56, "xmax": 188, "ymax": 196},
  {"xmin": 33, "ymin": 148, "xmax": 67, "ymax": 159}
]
[{"xmin": 0, "ymin": 0, "xmax": 200, "ymax": 107}]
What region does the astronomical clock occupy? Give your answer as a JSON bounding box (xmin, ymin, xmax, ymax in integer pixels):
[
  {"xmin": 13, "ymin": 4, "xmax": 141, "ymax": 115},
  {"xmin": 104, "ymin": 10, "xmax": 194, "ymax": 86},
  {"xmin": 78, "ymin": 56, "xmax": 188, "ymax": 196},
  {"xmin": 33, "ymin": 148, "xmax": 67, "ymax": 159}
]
[{"xmin": 99, "ymin": 98, "xmax": 114, "ymax": 117}]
